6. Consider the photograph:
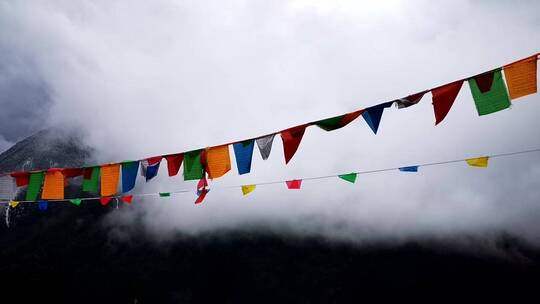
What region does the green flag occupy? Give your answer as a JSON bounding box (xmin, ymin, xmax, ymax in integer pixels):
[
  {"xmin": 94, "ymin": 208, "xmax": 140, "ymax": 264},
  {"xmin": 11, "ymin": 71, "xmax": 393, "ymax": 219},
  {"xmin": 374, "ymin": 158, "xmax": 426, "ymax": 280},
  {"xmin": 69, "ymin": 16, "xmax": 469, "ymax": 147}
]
[
  {"xmin": 468, "ymin": 69, "xmax": 510, "ymax": 116},
  {"xmin": 83, "ymin": 167, "xmax": 100, "ymax": 193},
  {"xmin": 183, "ymin": 150, "xmax": 204, "ymax": 181},
  {"xmin": 70, "ymin": 198, "xmax": 82, "ymax": 206},
  {"xmin": 338, "ymin": 173, "xmax": 357, "ymax": 183},
  {"xmin": 26, "ymin": 171, "xmax": 45, "ymax": 201},
  {"xmin": 159, "ymin": 192, "xmax": 171, "ymax": 197}
]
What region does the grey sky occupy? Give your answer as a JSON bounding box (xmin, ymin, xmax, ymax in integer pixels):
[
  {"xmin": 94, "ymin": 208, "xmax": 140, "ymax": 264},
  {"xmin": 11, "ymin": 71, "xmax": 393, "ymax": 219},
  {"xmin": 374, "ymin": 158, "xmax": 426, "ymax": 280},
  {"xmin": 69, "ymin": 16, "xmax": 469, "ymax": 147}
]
[{"xmin": 1, "ymin": 0, "xmax": 540, "ymax": 244}]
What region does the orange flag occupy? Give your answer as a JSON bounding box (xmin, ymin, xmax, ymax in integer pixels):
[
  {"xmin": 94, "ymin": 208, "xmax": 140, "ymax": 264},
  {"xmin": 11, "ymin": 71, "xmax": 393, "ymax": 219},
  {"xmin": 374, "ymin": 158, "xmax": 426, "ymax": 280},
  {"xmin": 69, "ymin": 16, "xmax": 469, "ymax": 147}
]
[
  {"xmin": 101, "ymin": 163, "xmax": 120, "ymax": 197},
  {"xmin": 206, "ymin": 145, "xmax": 231, "ymax": 179},
  {"xmin": 41, "ymin": 169, "xmax": 65, "ymax": 200},
  {"xmin": 504, "ymin": 55, "xmax": 538, "ymax": 100}
]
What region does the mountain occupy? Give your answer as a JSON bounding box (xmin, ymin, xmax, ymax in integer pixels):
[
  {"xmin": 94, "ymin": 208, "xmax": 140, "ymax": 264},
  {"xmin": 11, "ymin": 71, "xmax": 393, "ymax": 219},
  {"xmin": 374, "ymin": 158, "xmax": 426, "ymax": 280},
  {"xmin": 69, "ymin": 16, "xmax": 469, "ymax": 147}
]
[{"xmin": 0, "ymin": 130, "xmax": 539, "ymax": 302}]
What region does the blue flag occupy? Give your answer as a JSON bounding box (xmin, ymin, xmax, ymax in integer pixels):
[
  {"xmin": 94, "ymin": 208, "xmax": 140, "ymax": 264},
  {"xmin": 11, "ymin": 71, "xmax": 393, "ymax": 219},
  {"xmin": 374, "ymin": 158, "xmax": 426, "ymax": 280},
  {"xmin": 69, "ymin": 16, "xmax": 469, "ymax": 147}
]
[
  {"xmin": 38, "ymin": 200, "xmax": 48, "ymax": 211},
  {"xmin": 399, "ymin": 166, "xmax": 418, "ymax": 172},
  {"xmin": 362, "ymin": 101, "xmax": 394, "ymax": 134},
  {"xmin": 141, "ymin": 157, "xmax": 162, "ymax": 181},
  {"xmin": 233, "ymin": 140, "xmax": 255, "ymax": 175},
  {"xmin": 122, "ymin": 161, "xmax": 139, "ymax": 193}
]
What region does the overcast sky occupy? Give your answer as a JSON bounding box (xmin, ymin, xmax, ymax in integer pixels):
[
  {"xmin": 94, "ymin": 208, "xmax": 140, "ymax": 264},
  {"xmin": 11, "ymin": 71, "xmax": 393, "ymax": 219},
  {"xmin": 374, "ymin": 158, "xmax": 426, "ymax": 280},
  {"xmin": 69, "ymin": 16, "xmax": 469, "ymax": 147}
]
[{"xmin": 1, "ymin": 0, "xmax": 540, "ymax": 244}]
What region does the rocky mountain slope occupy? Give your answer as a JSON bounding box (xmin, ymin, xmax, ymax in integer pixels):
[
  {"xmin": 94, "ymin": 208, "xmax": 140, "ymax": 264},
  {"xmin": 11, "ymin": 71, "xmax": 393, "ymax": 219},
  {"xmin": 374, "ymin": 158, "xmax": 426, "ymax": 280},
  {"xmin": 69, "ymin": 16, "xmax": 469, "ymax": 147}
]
[{"xmin": 0, "ymin": 130, "xmax": 539, "ymax": 302}]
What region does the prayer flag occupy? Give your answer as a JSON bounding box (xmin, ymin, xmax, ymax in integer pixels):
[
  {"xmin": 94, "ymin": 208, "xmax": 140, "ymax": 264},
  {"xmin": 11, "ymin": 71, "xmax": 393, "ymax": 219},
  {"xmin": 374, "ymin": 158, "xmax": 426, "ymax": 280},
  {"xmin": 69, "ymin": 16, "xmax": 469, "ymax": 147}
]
[
  {"xmin": 432, "ymin": 80, "xmax": 464, "ymax": 125},
  {"xmin": 121, "ymin": 195, "xmax": 133, "ymax": 204},
  {"xmin": 165, "ymin": 153, "xmax": 184, "ymax": 177},
  {"xmin": 83, "ymin": 167, "xmax": 100, "ymax": 193},
  {"xmin": 38, "ymin": 200, "xmax": 48, "ymax": 211},
  {"xmin": 184, "ymin": 150, "xmax": 204, "ymax": 180},
  {"xmin": 11, "ymin": 172, "xmax": 29, "ymax": 187},
  {"xmin": 241, "ymin": 184, "xmax": 256, "ymax": 196},
  {"xmin": 468, "ymin": 69, "xmax": 510, "ymax": 116},
  {"xmin": 362, "ymin": 101, "xmax": 394, "ymax": 134},
  {"xmin": 41, "ymin": 169, "xmax": 65, "ymax": 200},
  {"xmin": 399, "ymin": 166, "xmax": 418, "ymax": 172},
  {"xmin": 26, "ymin": 171, "xmax": 44, "ymax": 201},
  {"xmin": 159, "ymin": 192, "xmax": 171, "ymax": 197},
  {"xmin": 0, "ymin": 175, "xmax": 16, "ymax": 200},
  {"xmin": 504, "ymin": 55, "xmax": 538, "ymax": 100},
  {"xmin": 233, "ymin": 140, "xmax": 255, "ymax": 175},
  {"xmin": 256, "ymin": 134, "xmax": 276, "ymax": 160},
  {"xmin": 313, "ymin": 110, "xmax": 364, "ymax": 131},
  {"xmin": 9, "ymin": 201, "xmax": 20, "ymax": 208},
  {"xmin": 338, "ymin": 173, "xmax": 357, "ymax": 183},
  {"xmin": 286, "ymin": 179, "xmax": 302, "ymax": 189},
  {"xmin": 281, "ymin": 125, "xmax": 308, "ymax": 164},
  {"xmin": 70, "ymin": 198, "xmax": 82, "ymax": 206},
  {"xmin": 140, "ymin": 156, "xmax": 162, "ymax": 181},
  {"xmin": 195, "ymin": 177, "xmax": 209, "ymax": 204},
  {"xmin": 206, "ymin": 145, "xmax": 231, "ymax": 179},
  {"xmin": 395, "ymin": 92, "xmax": 427, "ymax": 109},
  {"xmin": 100, "ymin": 197, "xmax": 112, "ymax": 206},
  {"xmin": 121, "ymin": 161, "xmax": 139, "ymax": 193},
  {"xmin": 466, "ymin": 156, "xmax": 489, "ymax": 168},
  {"xmin": 101, "ymin": 163, "xmax": 120, "ymax": 197},
  {"xmin": 62, "ymin": 168, "xmax": 83, "ymax": 178}
]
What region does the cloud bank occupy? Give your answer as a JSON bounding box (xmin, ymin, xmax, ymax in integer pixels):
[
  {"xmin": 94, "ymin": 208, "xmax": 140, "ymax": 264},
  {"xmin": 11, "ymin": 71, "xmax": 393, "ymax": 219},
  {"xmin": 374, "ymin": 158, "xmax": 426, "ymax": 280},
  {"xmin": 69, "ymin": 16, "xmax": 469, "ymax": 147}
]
[{"xmin": 1, "ymin": 0, "xmax": 540, "ymax": 243}]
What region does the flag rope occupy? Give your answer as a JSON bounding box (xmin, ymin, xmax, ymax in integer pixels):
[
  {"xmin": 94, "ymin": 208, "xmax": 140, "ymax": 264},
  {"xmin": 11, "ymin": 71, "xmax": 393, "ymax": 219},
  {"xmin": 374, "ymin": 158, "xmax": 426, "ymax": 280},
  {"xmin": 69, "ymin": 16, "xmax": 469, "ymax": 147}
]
[{"xmin": 2, "ymin": 147, "xmax": 540, "ymax": 204}]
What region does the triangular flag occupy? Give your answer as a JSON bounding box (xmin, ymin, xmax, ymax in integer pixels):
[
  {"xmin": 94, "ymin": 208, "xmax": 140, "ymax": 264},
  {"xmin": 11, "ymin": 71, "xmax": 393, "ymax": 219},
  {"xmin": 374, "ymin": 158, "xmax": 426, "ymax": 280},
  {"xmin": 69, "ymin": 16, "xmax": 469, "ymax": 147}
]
[
  {"xmin": 183, "ymin": 150, "xmax": 204, "ymax": 181},
  {"xmin": 466, "ymin": 156, "xmax": 489, "ymax": 168},
  {"xmin": 100, "ymin": 197, "xmax": 112, "ymax": 206},
  {"xmin": 101, "ymin": 163, "xmax": 120, "ymax": 197},
  {"xmin": 241, "ymin": 184, "xmax": 256, "ymax": 196},
  {"xmin": 165, "ymin": 153, "xmax": 184, "ymax": 177},
  {"xmin": 468, "ymin": 69, "xmax": 510, "ymax": 116},
  {"xmin": 362, "ymin": 101, "xmax": 394, "ymax": 134},
  {"xmin": 233, "ymin": 140, "xmax": 255, "ymax": 175},
  {"xmin": 9, "ymin": 201, "xmax": 20, "ymax": 208},
  {"xmin": 121, "ymin": 195, "xmax": 133, "ymax": 204},
  {"xmin": 504, "ymin": 55, "xmax": 538, "ymax": 100},
  {"xmin": 195, "ymin": 177, "xmax": 209, "ymax": 204},
  {"xmin": 256, "ymin": 134, "xmax": 276, "ymax": 160},
  {"xmin": 70, "ymin": 198, "xmax": 82, "ymax": 206},
  {"xmin": 338, "ymin": 173, "xmax": 357, "ymax": 183},
  {"xmin": 0, "ymin": 175, "xmax": 16, "ymax": 200},
  {"xmin": 121, "ymin": 161, "xmax": 139, "ymax": 193},
  {"xmin": 286, "ymin": 179, "xmax": 302, "ymax": 189},
  {"xmin": 41, "ymin": 169, "xmax": 65, "ymax": 200},
  {"xmin": 159, "ymin": 192, "xmax": 171, "ymax": 197},
  {"xmin": 281, "ymin": 125, "xmax": 308, "ymax": 164},
  {"xmin": 206, "ymin": 145, "xmax": 231, "ymax": 179},
  {"xmin": 313, "ymin": 110, "xmax": 364, "ymax": 131},
  {"xmin": 140, "ymin": 156, "xmax": 162, "ymax": 181},
  {"xmin": 10, "ymin": 172, "xmax": 29, "ymax": 187},
  {"xmin": 432, "ymin": 80, "xmax": 464, "ymax": 125},
  {"xmin": 395, "ymin": 92, "xmax": 427, "ymax": 109},
  {"xmin": 26, "ymin": 171, "xmax": 44, "ymax": 201},
  {"xmin": 399, "ymin": 166, "xmax": 418, "ymax": 172},
  {"xmin": 38, "ymin": 200, "xmax": 48, "ymax": 211},
  {"xmin": 83, "ymin": 167, "xmax": 100, "ymax": 193}
]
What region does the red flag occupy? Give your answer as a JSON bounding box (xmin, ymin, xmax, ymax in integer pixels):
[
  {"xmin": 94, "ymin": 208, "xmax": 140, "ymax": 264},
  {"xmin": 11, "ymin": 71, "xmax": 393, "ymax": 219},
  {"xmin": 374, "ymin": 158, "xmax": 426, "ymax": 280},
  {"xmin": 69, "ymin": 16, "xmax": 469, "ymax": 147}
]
[
  {"xmin": 100, "ymin": 197, "xmax": 112, "ymax": 206},
  {"xmin": 195, "ymin": 176, "xmax": 209, "ymax": 204},
  {"xmin": 280, "ymin": 124, "xmax": 308, "ymax": 164},
  {"xmin": 165, "ymin": 153, "xmax": 184, "ymax": 177},
  {"xmin": 286, "ymin": 179, "xmax": 302, "ymax": 189},
  {"xmin": 62, "ymin": 168, "xmax": 84, "ymax": 178},
  {"xmin": 146, "ymin": 156, "xmax": 162, "ymax": 165},
  {"xmin": 121, "ymin": 195, "xmax": 133, "ymax": 204},
  {"xmin": 431, "ymin": 80, "xmax": 464, "ymax": 125},
  {"xmin": 10, "ymin": 172, "xmax": 29, "ymax": 187}
]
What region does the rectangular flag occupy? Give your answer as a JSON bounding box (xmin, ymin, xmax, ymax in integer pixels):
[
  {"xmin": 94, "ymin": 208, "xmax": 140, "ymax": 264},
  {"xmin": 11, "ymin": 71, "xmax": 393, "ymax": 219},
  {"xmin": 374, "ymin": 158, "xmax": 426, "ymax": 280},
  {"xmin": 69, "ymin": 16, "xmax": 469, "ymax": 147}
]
[
  {"xmin": 41, "ymin": 170, "xmax": 65, "ymax": 200},
  {"xmin": 101, "ymin": 163, "xmax": 120, "ymax": 197},
  {"xmin": 233, "ymin": 140, "xmax": 255, "ymax": 175},
  {"xmin": 206, "ymin": 145, "xmax": 231, "ymax": 179},
  {"xmin": 504, "ymin": 55, "xmax": 538, "ymax": 100},
  {"xmin": 26, "ymin": 171, "xmax": 44, "ymax": 201},
  {"xmin": 468, "ymin": 69, "xmax": 510, "ymax": 116},
  {"xmin": 184, "ymin": 150, "xmax": 204, "ymax": 181},
  {"xmin": 83, "ymin": 167, "xmax": 100, "ymax": 193},
  {"xmin": 466, "ymin": 156, "xmax": 489, "ymax": 168}
]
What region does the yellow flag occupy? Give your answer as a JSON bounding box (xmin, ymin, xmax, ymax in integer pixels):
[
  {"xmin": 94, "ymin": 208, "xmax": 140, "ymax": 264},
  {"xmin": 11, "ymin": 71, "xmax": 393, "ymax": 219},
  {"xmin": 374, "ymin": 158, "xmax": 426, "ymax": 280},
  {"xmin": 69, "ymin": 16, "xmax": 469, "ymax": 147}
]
[
  {"xmin": 206, "ymin": 145, "xmax": 231, "ymax": 179},
  {"xmin": 466, "ymin": 156, "xmax": 489, "ymax": 168},
  {"xmin": 241, "ymin": 184, "xmax": 256, "ymax": 196},
  {"xmin": 504, "ymin": 56, "xmax": 537, "ymax": 100},
  {"xmin": 9, "ymin": 201, "xmax": 20, "ymax": 208},
  {"xmin": 41, "ymin": 170, "xmax": 65, "ymax": 200},
  {"xmin": 101, "ymin": 164, "xmax": 120, "ymax": 196}
]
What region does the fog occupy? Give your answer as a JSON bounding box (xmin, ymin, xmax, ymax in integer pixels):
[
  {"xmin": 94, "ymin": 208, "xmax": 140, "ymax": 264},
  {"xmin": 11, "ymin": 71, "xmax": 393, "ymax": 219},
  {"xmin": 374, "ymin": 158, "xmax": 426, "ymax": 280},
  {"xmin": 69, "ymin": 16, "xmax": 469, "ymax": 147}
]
[{"xmin": 1, "ymin": 0, "xmax": 540, "ymax": 244}]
